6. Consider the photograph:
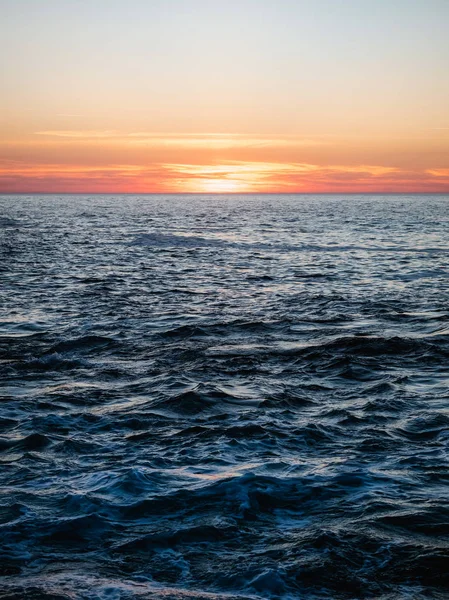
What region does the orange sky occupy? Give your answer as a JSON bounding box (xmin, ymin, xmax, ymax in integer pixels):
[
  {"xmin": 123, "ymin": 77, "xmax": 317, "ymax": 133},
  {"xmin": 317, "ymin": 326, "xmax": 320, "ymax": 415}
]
[{"xmin": 1, "ymin": 1, "xmax": 449, "ymax": 194}]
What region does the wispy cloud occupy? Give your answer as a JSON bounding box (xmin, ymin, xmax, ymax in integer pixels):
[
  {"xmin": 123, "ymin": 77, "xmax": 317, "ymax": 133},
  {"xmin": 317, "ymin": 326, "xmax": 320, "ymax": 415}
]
[
  {"xmin": 32, "ymin": 131, "xmax": 330, "ymax": 149},
  {"xmin": 426, "ymin": 168, "xmax": 449, "ymax": 177},
  {"xmin": 160, "ymin": 162, "xmax": 404, "ymax": 192},
  {"xmin": 1, "ymin": 159, "xmax": 447, "ymax": 193},
  {"xmin": 34, "ymin": 130, "xmax": 118, "ymax": 138}
]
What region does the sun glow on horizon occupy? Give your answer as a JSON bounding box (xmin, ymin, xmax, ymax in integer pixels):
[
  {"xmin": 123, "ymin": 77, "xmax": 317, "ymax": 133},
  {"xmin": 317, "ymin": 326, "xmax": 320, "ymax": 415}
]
[
  {"xmin": 193, "ymin": 178, "xmax": 252, "ymax": 194},
  {"xmin": 1, "ymin": 156, "xmax": 449, "ymax": 194}
]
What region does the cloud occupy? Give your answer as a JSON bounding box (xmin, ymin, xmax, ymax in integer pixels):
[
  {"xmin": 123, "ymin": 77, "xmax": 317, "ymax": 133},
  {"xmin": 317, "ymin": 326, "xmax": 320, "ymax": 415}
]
[
  {"xmin": 426, "ymin": 168, "xmax": 449, "ymax": 177},
  {"xmin": 0, "ymin": 159, "xmax": 447, "ymax": 194},
  {"xmin": 32, "ymin": 131, "xmax": 330, "ymax": 149},
  {"xmin": 34, "ymin": 130, "xmax": 118, "ymax": 139}
]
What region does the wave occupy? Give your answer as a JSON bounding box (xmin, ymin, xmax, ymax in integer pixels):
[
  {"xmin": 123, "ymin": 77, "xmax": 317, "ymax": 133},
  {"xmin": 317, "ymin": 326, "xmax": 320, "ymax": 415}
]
[
  {"xmin": 131, "ymin": 231, "xmax": 449, "ymax": 254},
  {"xmin": 0, "ymin": 217, "xmax": 19, "ymax": 228},
  {"xmin": 0, "ymin": 574, "xmax": 261, "ymax": 600},
  {"xmin": 45, "ymin": 335, "xmax": 117, "ymax": 354}
]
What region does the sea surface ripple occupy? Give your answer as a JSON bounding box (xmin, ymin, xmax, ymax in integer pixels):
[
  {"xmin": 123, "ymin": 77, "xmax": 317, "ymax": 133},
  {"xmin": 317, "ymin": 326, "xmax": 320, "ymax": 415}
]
[{"xmin": 1, "ymin": 194, "xmax": 449, "ymax": 600}]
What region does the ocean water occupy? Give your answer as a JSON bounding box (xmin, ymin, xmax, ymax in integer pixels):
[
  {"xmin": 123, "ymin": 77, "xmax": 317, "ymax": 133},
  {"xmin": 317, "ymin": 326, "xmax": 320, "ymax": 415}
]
[{"xmin": 1, "ymin": 193, "xmax": 449, "ymax": 600}]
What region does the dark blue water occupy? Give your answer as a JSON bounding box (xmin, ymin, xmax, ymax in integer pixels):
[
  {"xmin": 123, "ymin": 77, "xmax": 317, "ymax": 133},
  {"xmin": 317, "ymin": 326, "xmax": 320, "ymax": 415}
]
[{"xmin": 1, "ymin": 194, "xmax": 449, "ymax": 600}]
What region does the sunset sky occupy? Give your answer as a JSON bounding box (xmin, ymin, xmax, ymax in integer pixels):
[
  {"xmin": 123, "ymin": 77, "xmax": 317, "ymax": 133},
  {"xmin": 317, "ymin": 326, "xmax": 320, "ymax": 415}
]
[{"xmin": 1, "ymin": 0, "xmax": 449, "ymax": 193}]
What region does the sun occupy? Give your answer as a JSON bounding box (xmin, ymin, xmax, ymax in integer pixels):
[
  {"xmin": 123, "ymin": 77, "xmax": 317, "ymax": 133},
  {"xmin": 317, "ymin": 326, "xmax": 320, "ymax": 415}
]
[
  {"xmin": 196, "ymin": 178, "xmax": 250, "ymax": 193},
  {"xmin": 169, "ymin": 163, "xmax": 261, "ymax": 193}
]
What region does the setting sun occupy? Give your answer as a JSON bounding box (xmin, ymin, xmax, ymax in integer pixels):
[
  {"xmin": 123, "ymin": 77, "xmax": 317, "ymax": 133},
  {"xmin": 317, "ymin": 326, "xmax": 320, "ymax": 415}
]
[{"xmin": 194, "ymin": 178, "xmax": 251, "ymax": 194}]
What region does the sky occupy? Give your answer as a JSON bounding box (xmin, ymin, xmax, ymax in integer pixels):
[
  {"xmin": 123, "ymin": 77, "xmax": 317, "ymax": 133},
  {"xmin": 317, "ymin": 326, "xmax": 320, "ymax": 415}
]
[{"xmin": 1, "ymin": 0, "xmax": 449, "ymax": 193}]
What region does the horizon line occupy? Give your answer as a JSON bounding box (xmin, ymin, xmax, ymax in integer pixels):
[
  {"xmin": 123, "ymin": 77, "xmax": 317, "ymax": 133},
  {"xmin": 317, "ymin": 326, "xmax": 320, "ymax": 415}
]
[{"xmin": 1, "ymin": 191, "xmax": 449, "ymax": 196}]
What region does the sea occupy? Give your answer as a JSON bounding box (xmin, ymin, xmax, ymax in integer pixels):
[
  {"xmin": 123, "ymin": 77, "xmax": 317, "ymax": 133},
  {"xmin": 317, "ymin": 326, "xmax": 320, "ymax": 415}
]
[{"xmin": 1, "ymin": 193, "xmax": 449, "ymax": 600}]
